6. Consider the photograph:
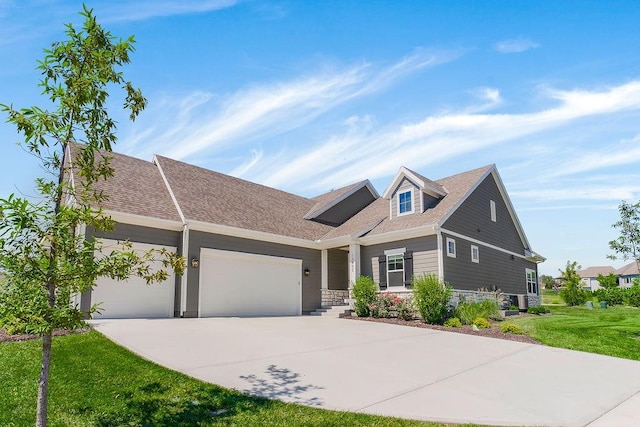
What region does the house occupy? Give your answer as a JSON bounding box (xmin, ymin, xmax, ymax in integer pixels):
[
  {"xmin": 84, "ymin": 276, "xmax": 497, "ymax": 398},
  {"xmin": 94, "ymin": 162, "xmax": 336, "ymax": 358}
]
[
  {"xmin": 576, "ymin": 266, "xmax": 617, "ymax": 291},
  {"xmin": 68, "ymin": 145, "xmax": 544, "ymax": 319},
  {"xmin": 616, "ymin": 261, "xmax": 640, "ymax": 288}
]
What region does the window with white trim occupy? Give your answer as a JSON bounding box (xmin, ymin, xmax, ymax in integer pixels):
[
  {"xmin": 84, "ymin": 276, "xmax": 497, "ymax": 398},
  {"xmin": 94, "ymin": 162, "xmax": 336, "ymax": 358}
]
[
  {"xmin": 397, "ymin": 189, "xmax": 414, "ymax": 215},
  {"xmin": 526, "ymin": 268, "xmax": 538, "ymax": 295},
  {"xmin": 387, "ymin": 254, "xmax": 405, "ymax": 287},
  {"xmin": 471, "ymin": 245, "xmax": 479, "ymax": 263},
  {"xmin": 446, "ymin": 238, "xmax": 456, "ymax": 258},
  {"xmin": 490, "ymin": 200, "xmax": 496, "ymax": 222}
]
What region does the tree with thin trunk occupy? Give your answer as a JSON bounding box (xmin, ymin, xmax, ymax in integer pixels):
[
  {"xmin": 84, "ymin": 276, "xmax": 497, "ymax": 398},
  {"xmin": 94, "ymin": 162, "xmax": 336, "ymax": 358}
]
[
  {"xmin": 609, "ymin": 200, "xmax": 640, "ymax": 273},
  {"xmin": 0, "ymin": 6, "xmax": 184, "ymax": 426}
]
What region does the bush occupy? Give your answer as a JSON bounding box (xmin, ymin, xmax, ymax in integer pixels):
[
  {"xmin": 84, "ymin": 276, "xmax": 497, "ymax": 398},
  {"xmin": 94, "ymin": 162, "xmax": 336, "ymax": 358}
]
[
  {"xmin": 501, "ymin": 323, "xmax": 523, "ymax": 334},
  {"xmin": 455, "ymin": 299, "xmax": 499, "ymax": 325},
  {"xmin": 412, "ymin": 274, "xmax": 451, "ymax": 324},
  {"xmin": 473, "ymin": 317, "xmax": 491, "ymax": 329},
  {"xmin": 509, "ymin": 304, "xmax": 519, "ymax": 311},
  {"xmin": 444, "ymin": 317, "xmax": 462, "ymax": 328},
  {"xmin": 594, "ymin": 287, "xmax": 625, "ymax": 306},
  {"xmin": 559, "ymin": 261, "xmax": 588, "ymax": 306},
  {"xmin": 626, "ymin": 282, "xmax": 640, "ymax": 307},
  {"xmin": 352, "ymin": 275, "xmax": 377, "ymax": 317},
  {"xmin": 369, "ymin": 293, "xmax": 414, "ymax": 319},
  {"xmin": 527, "ymin": 306, "xmax": 549, "ymax": 315}
]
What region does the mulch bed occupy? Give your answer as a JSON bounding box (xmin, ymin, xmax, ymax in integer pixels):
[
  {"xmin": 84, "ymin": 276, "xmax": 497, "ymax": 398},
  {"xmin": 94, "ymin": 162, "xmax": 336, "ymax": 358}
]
[
  {"xmin": 0, "ymin": 327, "xmax": 91, "ymax": 344},
  {"xmin": 345, "ymin": 315, "xmax": 541, "ymax": 345}
]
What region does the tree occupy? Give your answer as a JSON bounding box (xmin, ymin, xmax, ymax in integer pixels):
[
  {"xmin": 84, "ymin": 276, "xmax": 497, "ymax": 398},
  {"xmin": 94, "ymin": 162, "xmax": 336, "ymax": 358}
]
[
  {"xmin": 559, "ymin": 261, "xmax": 588, "ymax": 306},
  {"xmin": 596, "ymin": 273, "xmax": 619, "ymax": 289},
  {"xmin": 0, "ymin": 7, "xmax": 184, "ymax": 426},
  {"xmin": 609, "ymin": 201, "xmax": 640, "ymax": 272},
  {"xmin": 540, "ymin": 274, "xmax": 556, "ymax": 290}
]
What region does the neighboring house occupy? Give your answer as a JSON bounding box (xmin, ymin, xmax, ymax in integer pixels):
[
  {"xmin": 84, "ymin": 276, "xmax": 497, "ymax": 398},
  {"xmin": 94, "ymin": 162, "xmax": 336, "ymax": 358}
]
[
  {"xmin": 576, "ymin": 266, "xmax": 616, "ymax": 291},
  {"xmin": 67, "ymin": 144, "xmax": 545, "ymax": 319},
  {"xmin": 616, "ymin": 262, "xmax": 640, "ymax": 288}
]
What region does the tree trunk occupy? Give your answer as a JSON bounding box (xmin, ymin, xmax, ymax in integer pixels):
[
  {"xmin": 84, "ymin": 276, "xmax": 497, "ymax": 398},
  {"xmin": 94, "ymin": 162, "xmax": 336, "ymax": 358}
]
[{"xmin": 36, "ymin": 331, "xmax": 52, "ymax": 427}]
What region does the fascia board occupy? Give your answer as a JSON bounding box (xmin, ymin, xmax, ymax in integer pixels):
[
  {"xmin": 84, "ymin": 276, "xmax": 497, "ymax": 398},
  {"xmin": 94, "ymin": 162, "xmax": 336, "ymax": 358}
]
[
  {"xmin": 103, "ymin": 210, "xmax": 184, "ymax": 231},
  {"xmin": 491, "ymin": 168, "xmax": 532, "ymax": 250},
  {"xmin": 188, "ymin": 220, "xmax": 321, "ymax": 250}
]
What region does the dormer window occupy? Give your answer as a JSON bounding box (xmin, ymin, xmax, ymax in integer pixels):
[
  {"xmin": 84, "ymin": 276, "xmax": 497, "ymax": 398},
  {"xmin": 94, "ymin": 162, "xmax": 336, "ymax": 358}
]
[{"xmin": 398, "ymin": 189, "xmax": 414, "ymax": 215}]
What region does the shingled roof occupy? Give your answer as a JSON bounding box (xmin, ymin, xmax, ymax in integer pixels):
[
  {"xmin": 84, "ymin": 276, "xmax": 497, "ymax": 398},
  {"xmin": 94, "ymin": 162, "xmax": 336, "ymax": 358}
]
[
  {"xmin": 68, "ymin": 144, "xmax": 181, "ymax": 222},
  {"xmin": 154, "ymin": 155, "xmax": 334, "ymax": 241},
  {"xmin": 616, "ymin": 261, "xmax": 640, "ymax": 276}
]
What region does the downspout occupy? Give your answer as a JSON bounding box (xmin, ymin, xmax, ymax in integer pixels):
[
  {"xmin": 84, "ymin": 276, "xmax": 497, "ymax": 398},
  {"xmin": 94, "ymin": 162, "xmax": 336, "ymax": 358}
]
[
  {"xmin": 180, "ymin": 223, "xmax": 189, "ymax": 316},
  {"xmin": 435, "ymin": 225, "xmax": 444, "ymax": 281}
]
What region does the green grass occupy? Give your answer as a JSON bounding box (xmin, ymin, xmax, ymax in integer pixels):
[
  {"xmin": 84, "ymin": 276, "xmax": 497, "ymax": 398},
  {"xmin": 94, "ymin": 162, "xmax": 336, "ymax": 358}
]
[
  {"xmin": 510, "ymin": 305, "xmax": 640, "ymax": 360},
  {"xmin": 0, "ymin": 331, "xmax": 482, "ymax": 427},
  {"xmin": 540, "ymin": 288, "xmax": 564, "ymax": 305}
]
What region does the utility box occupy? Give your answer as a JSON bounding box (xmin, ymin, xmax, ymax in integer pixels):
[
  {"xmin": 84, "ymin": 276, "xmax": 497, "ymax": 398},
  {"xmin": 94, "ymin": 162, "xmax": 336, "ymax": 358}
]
[{"xmin": 517, "ymin": 294, "xmax": 528, "ymax": 312}]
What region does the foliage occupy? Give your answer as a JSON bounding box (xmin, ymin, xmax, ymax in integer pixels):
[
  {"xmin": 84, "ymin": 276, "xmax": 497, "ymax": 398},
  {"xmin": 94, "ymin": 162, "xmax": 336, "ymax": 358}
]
[
  {"xmin": 472, "ymin": 317, "xmax": 491, "ymax": 329},
  {"xmin": 412, "ymin": 273, "xmax": 451, "ymax": 324},
  {"xmin": 0, "ymin": 7, "xmax": 184, "ymax": 426},
  {"xmin": 369, "ymin": 293, "xmax": 414, "ymax": 320},
  {"xmin": 508, "ymin": 305, "xmax": 640, "ymax": 361},
  {"xmin": 443, "ymin": 317, "xmax": 462, "ymax": 328},
  {"xmin": 509, "ymin": 304, "xmax": 519, "ymax": 311},
  {"xmin": 352, "ymin": 275, "xmax": 378, "ymax": 317},
  {"xmin": 0, "ymin": 332, "xmax": 442, "ymax": 427},
  {"xmin": 500, "ymin": 323, "xmax": 523, "ymax": 334},
  {"xmin": 559, "ymin": 261, "xmax": 588, "ymax": 306},
  {"xmin": 527, "ymin": 306, "xmax": 549, "ymax": 315},
  {"xmin": 608, "ymin": 200, "xmax": 640, "ymax": 273},
  {"xmin": 596, "ymin": 273, "xmax": 619, "ymax": 289},
  {"xmin": 626, "ymin": 281, "xmax": 640, "ymax": 307},
  {"xmin": 454, "ymin": 299, "xmax": 499, "ymax": 325},
  {"xmin": 540, "ymin": 274, "xmax": 556, "ymax": 290},
  {"xmin": 593, "ymin": 287, "xmax": 625, "ymax": 306}
]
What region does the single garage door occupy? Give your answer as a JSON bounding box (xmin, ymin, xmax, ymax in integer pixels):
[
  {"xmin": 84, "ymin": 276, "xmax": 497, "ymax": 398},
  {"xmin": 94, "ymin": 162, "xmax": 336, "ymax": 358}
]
[
  {"xmin": 92, "ymin": 240, "xmax": 176, "ymax": 319},
  {"xmin": 199, "ymin": 248, "xmax": 302, "ymax": 317}
]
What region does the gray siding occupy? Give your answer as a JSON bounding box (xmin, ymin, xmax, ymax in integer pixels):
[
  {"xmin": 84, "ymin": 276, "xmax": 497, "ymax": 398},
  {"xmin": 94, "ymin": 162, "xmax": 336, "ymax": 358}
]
[
  {"xmin": 442, "ymin": 232, "xmax": 537, "ymax": 294},
  {"xmin": 187, "ymin": 231, "xmax": 322, "ymax": 316},
  {"xmin": 84, "ymin": 223, "xmax": 183, "ymax": 316},
  {"xmin": 443, "ymin": 174, "xmax": 526, "ymax": 254},
  {"xmin": 327, "ymin": 249, "xmax": 349, "ymax": 290},
  {"xmin": 314, "ymin": 187, "xmax": 376, "ymax": 226},
  {"xmin": 390, "ymin": 178, "xmax": 421, "ymax": 219},
  {"xmin": 361, "ymin": 236, "xmax": 438, "ymax": 285}
]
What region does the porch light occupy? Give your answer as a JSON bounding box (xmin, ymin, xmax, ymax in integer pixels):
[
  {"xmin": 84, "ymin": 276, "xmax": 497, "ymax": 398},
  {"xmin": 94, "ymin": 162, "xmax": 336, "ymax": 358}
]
[
  {"xmin": 191, "ymin": 258, "xmax": 200, "ymax": 268},
  {"xmin": 304, "ymin": 268, "xmax": 310, "ymax": 277}
]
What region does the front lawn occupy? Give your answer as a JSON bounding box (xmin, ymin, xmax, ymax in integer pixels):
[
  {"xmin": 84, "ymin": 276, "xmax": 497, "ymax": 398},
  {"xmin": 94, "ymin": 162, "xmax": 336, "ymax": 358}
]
[
  {"xmin": 0, "ymin": 331, "xmax": 480, "ymax": 426},
  {"xmin": 509, "ymin": 305, "xmax": 640, "ymax": 361}
]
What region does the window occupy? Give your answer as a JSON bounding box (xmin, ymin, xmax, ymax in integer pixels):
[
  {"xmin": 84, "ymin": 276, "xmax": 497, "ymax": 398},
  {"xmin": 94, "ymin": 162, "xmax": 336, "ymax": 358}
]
[
  {"xmin": 526, "ymin": 269, "xmax": 538, "ymax": 295},
  {"xmin": 471, "ymin": 245, "xmax": 479, "ymax": 263},
  {"xmin": 387, "ymin": 254, "xmax": 404, "ymax": 287},
  {"xmin": 490, "ymin": 200, "xmax": 496, "ymax": 222},
  {"xmin": 397, "ymin": 189, "xmax": 414, "ymax": 215},
  {"xmin": 446, "ymin": 238, "xmax": 456, "ymax": 258}
]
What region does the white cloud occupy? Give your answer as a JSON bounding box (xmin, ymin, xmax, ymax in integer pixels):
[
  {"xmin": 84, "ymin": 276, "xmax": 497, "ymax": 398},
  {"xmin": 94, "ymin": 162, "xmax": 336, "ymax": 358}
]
[
  {"xmin": 230, "ymin": 149, "xmax": 263, "ymax": 177},
  {"xmin": 494, "ymin": 38, "xmax": 540, "ymax": 54},
  {"xmin": 97, "ymin": 0, "xmax": 239, "ymax": 23}
]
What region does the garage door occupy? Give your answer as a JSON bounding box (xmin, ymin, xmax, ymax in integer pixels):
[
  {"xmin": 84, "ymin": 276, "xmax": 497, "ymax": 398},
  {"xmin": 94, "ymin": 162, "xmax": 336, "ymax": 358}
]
[
  {"xmin": 199, "ymin": 248, "xmax": 302, "ymax": 317},
  {"xmin": 92, "ymin": 240, "xmax": 176, "ymax": 319}
]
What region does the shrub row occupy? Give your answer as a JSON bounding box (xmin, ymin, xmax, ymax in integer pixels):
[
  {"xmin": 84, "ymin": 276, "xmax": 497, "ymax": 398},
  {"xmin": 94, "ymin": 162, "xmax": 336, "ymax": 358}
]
[{"xmin": 591, "ymin": 284, "xmax": 640, "ymax": 307}]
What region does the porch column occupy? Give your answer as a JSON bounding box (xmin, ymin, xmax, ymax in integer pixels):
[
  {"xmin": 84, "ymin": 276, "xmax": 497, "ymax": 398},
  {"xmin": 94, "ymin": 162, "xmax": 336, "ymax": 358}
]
[
  {"xmin": 321, "ymin": 249, "xmax": 328, "ymax": 290},
  {"xmin": 348, "ymin": 243, "xmax": 361, "ymax": 287}
]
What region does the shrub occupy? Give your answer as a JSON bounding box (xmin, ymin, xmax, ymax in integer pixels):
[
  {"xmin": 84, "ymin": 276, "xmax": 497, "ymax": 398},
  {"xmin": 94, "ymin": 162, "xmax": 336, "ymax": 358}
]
[
  {"xmin": 455, "ymin": 299, "xmax": 499, "ymax": 325},
  {"xmin": 626, "ymin": 282, "xmax": 640, "ymax": 307},
  {"xmin": 444, "ymin": 317, "xmax": 462, "ymax": 328},
  {"xmin": 369, "ymin": 293, "xmax": 414, "ymax": 319},
  {"xmin": 412, "ymin": 274, "xmax": 451, "ymax": 324},
  {"xmin": 352, "ymin": 275, "xmax": 377, "ymax": 317},
  {"xmin": 559, "ymin": 261, "xmax": 588, "ymax": 306},
  {"xmin": 527, "ymin": 306, "xmax": 549, "ymax": 315},
  {"xmin": 473, "ymin": 317, "xmax": 491, "ymax": 329},
  {"xmin": 509, "ymin": 304, "xmax": 519, "ymax": 311},
  {"xmin": 501, "ymin": 323, "xmax": 523, "ymax": 334}
]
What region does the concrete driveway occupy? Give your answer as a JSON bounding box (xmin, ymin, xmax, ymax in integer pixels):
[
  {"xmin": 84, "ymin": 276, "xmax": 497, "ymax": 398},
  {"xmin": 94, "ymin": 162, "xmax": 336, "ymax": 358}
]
[{"xmin": 92, "ymin": 316, "xmax": 640, "ymax": 426}]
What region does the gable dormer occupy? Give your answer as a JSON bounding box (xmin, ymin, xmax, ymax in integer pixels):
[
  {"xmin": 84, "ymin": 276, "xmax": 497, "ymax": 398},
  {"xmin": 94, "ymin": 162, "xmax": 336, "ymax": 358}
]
[
  {"xmin": 305, "ymin": 180, "xmax": 379, "ymax": 226},
  {"xmin": 382, "ymin": 167, "xmax": 447, "ymax": 219}
]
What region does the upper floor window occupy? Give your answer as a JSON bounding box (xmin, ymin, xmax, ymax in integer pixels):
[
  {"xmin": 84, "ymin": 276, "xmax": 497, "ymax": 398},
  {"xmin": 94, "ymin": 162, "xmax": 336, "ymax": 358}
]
[
  {"xmin": 397, "ymin": 189, "xmax": 414, "ymax": 215},
  {"xmin": 490, "ymin": 200, "xmax": 496, "ymax": 222},
  {"xmin": 446, "ymin": 237, "xmax": 456, "ymax": 258}
]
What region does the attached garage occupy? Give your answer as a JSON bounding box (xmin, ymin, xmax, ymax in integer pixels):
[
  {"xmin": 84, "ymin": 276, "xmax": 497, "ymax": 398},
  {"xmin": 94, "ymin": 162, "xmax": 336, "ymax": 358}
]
[
  {"xmin": 198, "ymin": 248, "xmax": 302, "ymax": 317},
  {"xmin": 92, "ymin": 240, "xmax": 177, "ymax": 319}
]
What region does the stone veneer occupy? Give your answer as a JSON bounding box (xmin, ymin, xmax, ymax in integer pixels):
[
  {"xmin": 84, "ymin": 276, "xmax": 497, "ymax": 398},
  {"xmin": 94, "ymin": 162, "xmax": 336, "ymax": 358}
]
[
  {"xmin": 527, "ymin": 294, "xmax": 541, "ymax": 307},
  {"xmin": 321, "ymin": 289, "xmax": 350, "ymax": 307}
]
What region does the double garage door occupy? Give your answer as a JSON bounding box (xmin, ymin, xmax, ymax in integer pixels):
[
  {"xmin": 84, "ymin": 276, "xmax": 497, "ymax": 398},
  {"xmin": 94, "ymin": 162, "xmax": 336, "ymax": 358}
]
[{"xmin": 92, "ymin": 243, "xmax": 302, "ymax": 318}]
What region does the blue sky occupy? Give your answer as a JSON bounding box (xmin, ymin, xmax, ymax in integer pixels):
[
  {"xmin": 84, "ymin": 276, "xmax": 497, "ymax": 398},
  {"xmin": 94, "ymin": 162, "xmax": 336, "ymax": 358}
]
[{"xmin": 2, "ymin": 0, "xmax": 640, "ymax": 277}]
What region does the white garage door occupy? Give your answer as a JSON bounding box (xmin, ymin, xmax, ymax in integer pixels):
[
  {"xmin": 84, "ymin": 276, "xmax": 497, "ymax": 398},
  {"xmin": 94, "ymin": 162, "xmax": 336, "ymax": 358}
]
[
  {"xmin": 92, "ymin": 240, "xmax": 176, "ymax": 319},
  {"xmin": 199, "ymin": 248, "xmax": 302, "ymax": 317}
]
